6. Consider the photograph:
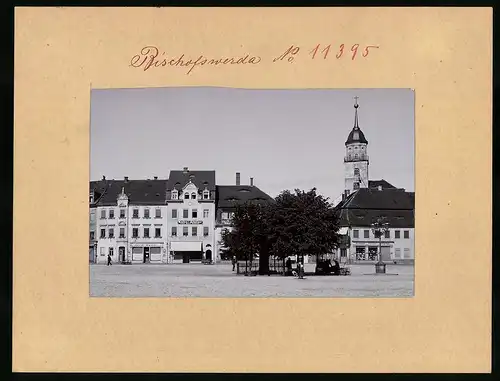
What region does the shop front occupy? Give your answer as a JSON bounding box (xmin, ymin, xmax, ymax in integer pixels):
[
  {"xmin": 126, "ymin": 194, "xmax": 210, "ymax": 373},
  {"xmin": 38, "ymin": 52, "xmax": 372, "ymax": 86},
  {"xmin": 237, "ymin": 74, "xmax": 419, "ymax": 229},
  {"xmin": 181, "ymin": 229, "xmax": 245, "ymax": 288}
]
[
  {"xmin": 131, "ymin": 244, "xmax": 165, "ymax": 263},
  {"xmin": 170, "ymin": 241, "xmax": 203, "ymax": 263}
]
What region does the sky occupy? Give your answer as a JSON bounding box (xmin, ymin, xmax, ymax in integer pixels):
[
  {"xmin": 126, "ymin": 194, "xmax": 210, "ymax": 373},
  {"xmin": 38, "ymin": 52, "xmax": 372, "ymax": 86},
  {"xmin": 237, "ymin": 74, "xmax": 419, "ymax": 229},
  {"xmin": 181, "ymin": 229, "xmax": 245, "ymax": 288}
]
[{"xmin": 90, "ymin": 87, "xmax": 414, "ymax": 202}]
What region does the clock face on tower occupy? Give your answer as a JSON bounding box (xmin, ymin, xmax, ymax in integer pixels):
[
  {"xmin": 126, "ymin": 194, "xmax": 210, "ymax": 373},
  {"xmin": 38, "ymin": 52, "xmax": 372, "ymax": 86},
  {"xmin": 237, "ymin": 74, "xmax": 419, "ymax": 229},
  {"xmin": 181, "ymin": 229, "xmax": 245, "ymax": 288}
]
[{"xmin": 353, "ymin": 132, "xmax": 359, "ymax": 140}]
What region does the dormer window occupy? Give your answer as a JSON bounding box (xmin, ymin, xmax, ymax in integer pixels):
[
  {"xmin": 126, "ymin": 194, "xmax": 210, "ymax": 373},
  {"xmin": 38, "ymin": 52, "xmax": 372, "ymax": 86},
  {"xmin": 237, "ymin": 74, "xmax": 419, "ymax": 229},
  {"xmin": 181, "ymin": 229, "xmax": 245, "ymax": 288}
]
[
  {"xmin": 184, "ymin": 192, "xmax": 190, "ymax": 200},
  {"xmin": 203, "ymin": 190, "xmax": 210, "ymax": 200},
  {"xmin": 191, "ymin": 192, "xmax": 197, "ymax": 200},
  {"xmin": 171, "ymin": 190, "xmax": 178, "ymax": 200}
]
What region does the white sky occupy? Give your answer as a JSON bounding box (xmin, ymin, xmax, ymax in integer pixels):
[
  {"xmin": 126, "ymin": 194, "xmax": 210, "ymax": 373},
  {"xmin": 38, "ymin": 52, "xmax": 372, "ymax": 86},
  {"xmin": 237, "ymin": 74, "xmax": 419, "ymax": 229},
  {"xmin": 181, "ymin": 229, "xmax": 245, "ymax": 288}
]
[{"xmin": 90, "ymin": 87, "xmax": 414, "ymax": 201}]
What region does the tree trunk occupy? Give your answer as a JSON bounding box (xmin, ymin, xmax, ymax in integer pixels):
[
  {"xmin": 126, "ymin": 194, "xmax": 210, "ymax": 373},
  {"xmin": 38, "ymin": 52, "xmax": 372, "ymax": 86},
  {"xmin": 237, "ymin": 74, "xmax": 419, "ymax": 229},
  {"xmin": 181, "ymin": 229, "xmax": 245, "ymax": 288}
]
[{"xmin": 259, "ymin": 252, "xmax": 269, "ymax": 275}]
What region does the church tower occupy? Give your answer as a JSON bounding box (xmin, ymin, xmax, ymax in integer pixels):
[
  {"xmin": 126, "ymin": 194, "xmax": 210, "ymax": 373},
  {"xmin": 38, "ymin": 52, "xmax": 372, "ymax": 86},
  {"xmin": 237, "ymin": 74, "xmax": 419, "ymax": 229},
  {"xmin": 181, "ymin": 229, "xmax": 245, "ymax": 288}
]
[{"xmin": 344, "ymin": 96, "xmax": 369, "ymax": 197}]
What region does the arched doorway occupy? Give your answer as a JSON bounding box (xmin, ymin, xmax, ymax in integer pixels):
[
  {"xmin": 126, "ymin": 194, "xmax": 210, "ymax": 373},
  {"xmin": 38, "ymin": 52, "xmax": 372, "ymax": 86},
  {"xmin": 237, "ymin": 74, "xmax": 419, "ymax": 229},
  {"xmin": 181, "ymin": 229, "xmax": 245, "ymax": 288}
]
[{"xmin": 205, "ymin": 249, "xmax": 212, "ymax": 262}]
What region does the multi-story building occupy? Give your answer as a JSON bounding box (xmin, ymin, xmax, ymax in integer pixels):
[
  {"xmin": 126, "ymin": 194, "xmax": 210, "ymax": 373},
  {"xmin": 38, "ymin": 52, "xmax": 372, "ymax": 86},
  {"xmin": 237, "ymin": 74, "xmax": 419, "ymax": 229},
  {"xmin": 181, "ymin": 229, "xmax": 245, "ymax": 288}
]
[
  {"xmin": 165, "ymin": 168, "xmax": 216, "ymax": 263},
  {"xmin": 90, "ymin": 176, "xmax": 168, "ymax": 264},
  {"xmin": 89, "ymin": 168, "xmax": 273, "ymax": 264},
  {"xmin": 215, "ymin": 173, "xmax": 274, "ymax": 260}
]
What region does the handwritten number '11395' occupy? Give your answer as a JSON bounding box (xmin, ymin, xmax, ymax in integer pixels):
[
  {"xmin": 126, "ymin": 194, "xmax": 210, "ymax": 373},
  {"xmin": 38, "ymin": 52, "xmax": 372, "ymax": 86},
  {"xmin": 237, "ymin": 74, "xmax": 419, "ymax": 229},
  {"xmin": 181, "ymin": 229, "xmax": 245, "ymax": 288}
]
[{"xmin": 309, "ymin": 44, "xmax": 379, "ymax": 60}]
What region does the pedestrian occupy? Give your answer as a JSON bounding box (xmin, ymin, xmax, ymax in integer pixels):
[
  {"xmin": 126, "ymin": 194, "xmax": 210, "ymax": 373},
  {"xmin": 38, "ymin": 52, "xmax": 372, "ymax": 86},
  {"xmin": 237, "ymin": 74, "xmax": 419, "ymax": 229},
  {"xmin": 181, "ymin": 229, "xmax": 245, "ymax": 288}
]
[
  {"xmin": 232, "ymin": 255, "xmax": 237, "ymax": 271},
  {"xmin": 107, "ymin": 253, "xmax": 112, "ymax": 266}
]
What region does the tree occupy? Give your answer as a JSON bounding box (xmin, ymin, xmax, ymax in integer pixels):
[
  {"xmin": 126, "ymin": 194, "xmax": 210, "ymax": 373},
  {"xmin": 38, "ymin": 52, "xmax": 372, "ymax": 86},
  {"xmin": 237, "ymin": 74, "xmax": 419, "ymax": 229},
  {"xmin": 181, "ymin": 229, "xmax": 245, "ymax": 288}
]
[
  {"xmin": 268, "ymin": 188, "xmax": 341, "ymax": 265},
  {"xmin": 220, "ymin": 202, "xmax": 267, "ymax": 275},
  {"xmin": 221, "ymin": 188, "xmax": 341, "ymax": 276}
]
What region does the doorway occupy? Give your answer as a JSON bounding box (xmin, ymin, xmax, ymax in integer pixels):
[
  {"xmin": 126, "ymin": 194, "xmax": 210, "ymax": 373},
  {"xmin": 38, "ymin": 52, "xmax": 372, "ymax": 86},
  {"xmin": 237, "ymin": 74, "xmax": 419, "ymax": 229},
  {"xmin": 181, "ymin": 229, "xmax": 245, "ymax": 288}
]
[
  {"xmin": 182, "ymin": 253, "xmax": 190, "ymax": 263},
  {"xmin": 206, "ymin": 249, "xmax": 212, "ymax": 262},
  {"xmin": 119, "ymin": 246, "xmax": 126, "ymax": 263},
  {"xmin": 143, "ymin": 247, "xmax": 150, "ymax": 263}
]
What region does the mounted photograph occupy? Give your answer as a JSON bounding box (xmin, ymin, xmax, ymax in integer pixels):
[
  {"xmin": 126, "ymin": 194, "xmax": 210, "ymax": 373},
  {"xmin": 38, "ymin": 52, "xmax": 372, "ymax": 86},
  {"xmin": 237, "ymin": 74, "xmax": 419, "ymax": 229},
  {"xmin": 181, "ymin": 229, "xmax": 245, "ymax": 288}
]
[{"xmin": 89, "ymin": 87, "xmax": 415, "ymax": 298}]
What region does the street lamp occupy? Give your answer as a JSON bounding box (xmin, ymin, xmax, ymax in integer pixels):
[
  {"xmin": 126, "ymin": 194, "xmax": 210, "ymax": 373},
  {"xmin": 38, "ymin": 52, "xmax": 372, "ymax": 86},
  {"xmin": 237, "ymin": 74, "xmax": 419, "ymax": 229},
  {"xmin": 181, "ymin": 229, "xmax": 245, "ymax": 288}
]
[{"xmin": 371, "ymin": 217, "xmax": 390, "ymax": 274}]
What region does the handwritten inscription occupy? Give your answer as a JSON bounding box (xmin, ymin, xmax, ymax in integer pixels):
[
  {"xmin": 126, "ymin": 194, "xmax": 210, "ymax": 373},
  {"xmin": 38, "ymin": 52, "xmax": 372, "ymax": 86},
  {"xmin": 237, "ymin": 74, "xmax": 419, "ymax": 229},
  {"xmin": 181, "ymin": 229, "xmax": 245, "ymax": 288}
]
[
  {"xmin": 274, "ymin": 44, "xmax": 380, "ymax": 62},
  {"xmin": 130, "ymin": 46, "xmax": 261, "ymax": 75},
  {"xmin": 130, "ymin": 43, "xmax": 380, "ymax": 75}
]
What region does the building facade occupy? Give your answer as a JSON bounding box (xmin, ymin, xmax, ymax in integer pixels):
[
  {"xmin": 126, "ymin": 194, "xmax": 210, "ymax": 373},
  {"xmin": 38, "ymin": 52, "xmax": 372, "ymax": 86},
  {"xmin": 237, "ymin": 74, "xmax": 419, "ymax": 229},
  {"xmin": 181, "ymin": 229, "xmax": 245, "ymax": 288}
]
[
  {"xmin": 214, "ymin": 174, "xmax": 274, "ymax": 260},
  {"xmin": 166, "ymin": 168, "xmax": 216, "ymax": 263},
  {"xmin": 89, "ymin": 169, "xmax": 273, "ymax": 265}
]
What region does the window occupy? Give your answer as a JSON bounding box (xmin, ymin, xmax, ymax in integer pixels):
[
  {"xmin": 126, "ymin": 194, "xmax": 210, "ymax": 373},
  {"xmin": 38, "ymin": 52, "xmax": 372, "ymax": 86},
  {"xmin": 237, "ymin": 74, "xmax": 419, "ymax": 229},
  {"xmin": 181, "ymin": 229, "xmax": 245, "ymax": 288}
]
[
  {"xmin": 119, "ymin": 228, "xmax": 125, "ymax": 238},
  {"xmin": 353, "ymin": 230, "xmax": 359, "ymax": 238},
  {"xmin": 364, "ymin": 230, "xmax": 370, "ymax": 238},
  {"xmin": 171, "ymin": 190, "xmax": 178, "ymax": 200},
  {"xmin": 90, "ymin": 231, "xmax": 95, "ymax": 240},
  {"xmin": 354, "ymin": 168, "xmax": 360, "ymax": 176},
  {"xmin": 192, "ymin": 226, "xmax": 197, "ymax": 236},
  {"xmin": 109, "ymin": 209, "xmax": 115, "ymax": 219},
  {"xmin": 354, "ymin": 153, "xmax": 358, "ymax": 159},
  {"xmin": 100, "ymin": 247, "xmax": 105, "ymax": 256},
  {"xmin": 183, "ymin": 227, "xmax": 188, "ymax": 236},
  {"xmin": 191, "ymin": 192, "xmax": 197, "ymax": 199},
  {"xmin": 353, "ymin": 182, "xmax": 360, "ymax": 190},
  {"xmin": 133, "ymin": 209, "xmax": 139, "ymax": 218},
  {"xmin": 109, "ymin": 247, "xmax": 114, "ymax": 256},
  {"xmin": 144, "ymin": 228, "xmax": 150, "ymax": 238},
  {"xmin": 108, "ymin": 228, "xmax": 114, "ymax": 238},
  {"xmin": 355, "ymin": 247, "xmax": 366, "ymax": 260},
  {"xmin": 100, "ymin": 229, "xmax": 105, "ymax": 238},
  {"xmin": 132, "ymin": 228, "xmax": 138, "ymax": 238},
  {"xmin": 395, "ymin": 230, "xmax": 401, "ymax": 239},
  {"xmin": 144, "ymin": 209, "xmax": 150, "ymax": 219},
  {"xmin": 100, "ymin": 210, "xmax": 106, "ymax": 219},
  {"xmin": 395, "ymin": 248, "xmax": 401, "ymax": 258},
  {"xmin": 403, "ymin": 248, "xmax": 410, "ymax": 258},
  {"xmin": 222, "ymin": 212, "xmax": 229, "ymax": 220},
  {"xmin": 384, "ymin": 230, "xmax": 390, "ymax": 239},
  {"xmin": 192, "ymin": 209, "xmax": 198, "ymax": 218},
  {"xmin": 183, "ymin": 209, "xmax": 188, "ymax": 218},
  {"xmin": 203, "ymin": 190, "xmax": 209, "ymax": 200},
  {"xmin": 203, "ymin": 209, "xmax": 209, "ymax": 218},
  {"xmin": 120, "ymin": 209, "xmax": 126, "ymax": 219},
  {"xmin": 404, "ymin": 230, "xmax": 409, "ymax": 239},
  {"xmin": 171, "ymin": 226, "xmax": 177, "ymax": 236},
  {"xmin": 171, "ymin": 209, "xmax": 177, "ymax": 218},
  {"xmin": 155, "ymin": 208, "xmax": 161, "ymax": 218},
  {"xmin": 155, "ymin": 228, "xmax": 161, "ymax": 238},
  {"xmin": 184, "ymin": 193, "xmax": 190, "ymax": 199},
  {"xmin": 203, "ymin": 226, "xmax": 209, "ymax": 236}
]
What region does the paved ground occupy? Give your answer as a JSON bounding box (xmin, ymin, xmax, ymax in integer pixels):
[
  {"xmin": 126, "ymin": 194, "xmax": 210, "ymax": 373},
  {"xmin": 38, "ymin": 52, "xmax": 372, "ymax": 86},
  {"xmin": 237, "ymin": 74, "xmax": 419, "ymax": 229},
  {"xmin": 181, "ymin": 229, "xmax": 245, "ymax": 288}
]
[{"xmin": 89, "ymin": 262, "xmax": 414, "ymax": 298}]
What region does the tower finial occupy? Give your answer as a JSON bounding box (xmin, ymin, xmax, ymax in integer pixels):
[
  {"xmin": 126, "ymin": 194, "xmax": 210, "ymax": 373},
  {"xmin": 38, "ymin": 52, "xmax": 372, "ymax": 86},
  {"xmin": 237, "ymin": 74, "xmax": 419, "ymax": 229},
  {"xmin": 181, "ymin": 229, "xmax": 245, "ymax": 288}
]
[{"xmin": 353, "ymin": 96, "xmax": 359, "ymax": 128}]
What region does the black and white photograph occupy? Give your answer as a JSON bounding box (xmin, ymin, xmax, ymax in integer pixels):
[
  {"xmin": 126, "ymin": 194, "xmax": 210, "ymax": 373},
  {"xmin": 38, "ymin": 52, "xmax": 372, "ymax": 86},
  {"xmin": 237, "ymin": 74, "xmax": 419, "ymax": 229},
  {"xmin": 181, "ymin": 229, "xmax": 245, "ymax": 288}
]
[{"xmin": 89, "ymin": 87, "xmax": 415, "ymax": 298}]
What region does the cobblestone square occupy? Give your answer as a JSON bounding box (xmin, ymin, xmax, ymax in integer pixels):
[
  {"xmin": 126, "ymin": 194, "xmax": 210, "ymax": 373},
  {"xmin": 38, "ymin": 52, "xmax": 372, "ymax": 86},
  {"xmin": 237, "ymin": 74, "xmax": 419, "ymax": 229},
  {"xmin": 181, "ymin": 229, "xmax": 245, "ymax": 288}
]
[{"xmin": 89, "ymin": 263, "xmax": 414, "ymax": 297}]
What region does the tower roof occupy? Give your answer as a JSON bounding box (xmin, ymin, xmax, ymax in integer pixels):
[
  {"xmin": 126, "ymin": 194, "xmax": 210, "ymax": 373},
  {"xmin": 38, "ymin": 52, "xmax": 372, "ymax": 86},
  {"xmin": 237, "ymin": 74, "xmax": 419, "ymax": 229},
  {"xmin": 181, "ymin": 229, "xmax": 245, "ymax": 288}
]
[{"xmin": 345, "ymin": 97, "xmax": 368, "ymax": 146}]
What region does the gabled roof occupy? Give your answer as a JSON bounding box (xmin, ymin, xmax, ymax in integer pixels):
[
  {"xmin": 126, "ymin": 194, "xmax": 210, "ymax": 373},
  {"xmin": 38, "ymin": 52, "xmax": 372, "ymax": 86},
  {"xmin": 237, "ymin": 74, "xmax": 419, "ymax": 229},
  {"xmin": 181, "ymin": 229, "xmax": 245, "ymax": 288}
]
[
  {"xmin": 368, "ymin": 179, "xmax": 396, "ymax": 189},
  {"xmin": 336, "ymin": 188, "xmax": 414, "ymax": 228},
  {"xmin": 216, "ymin": 185, "xmax": 274, "ymax": 209},
  {"xmin": 166, "ymin": 169, "xmax": 216, "ymax": 192},
  {"xmin": 90, "ymin": 179, "xmax": 168, "ymax": 206}
]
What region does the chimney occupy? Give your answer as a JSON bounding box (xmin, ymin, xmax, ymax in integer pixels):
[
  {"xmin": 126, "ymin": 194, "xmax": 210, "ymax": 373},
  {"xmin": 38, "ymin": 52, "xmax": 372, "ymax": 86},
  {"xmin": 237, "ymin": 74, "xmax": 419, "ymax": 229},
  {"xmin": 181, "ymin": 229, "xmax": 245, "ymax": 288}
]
[
  {"xmin": 154, "ymin": 176, "xmax": 158, "ymax": 180},
  {"xmin": 236, "ymin": 172, "xmax": 241, "ymax": 186},
  {"xmin": 124, "ymin": 176, "xmax": 128, "ymax": 182},
  {"xmin": 102, "ymin": 175, "xmax": 106, "ymax": 180},
  {"xmin": 183, "ymin": 167, "xmax": 189, "ymax": 173},
  {"xmin": 250, "ymin": 177, "xmax": 254, "ymax": 186}
]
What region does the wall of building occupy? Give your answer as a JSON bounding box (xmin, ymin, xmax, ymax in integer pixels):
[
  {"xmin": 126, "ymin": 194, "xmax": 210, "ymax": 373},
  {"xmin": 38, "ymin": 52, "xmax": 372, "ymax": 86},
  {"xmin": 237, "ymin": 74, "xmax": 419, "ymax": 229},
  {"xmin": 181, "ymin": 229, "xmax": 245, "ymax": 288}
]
[
  {"xmin": 341, "ymin": 227, "xmax": 415, "ymax": 262},
  {"xmin": 166, "ymin": 182, "xmax": 216, "ymax": 263},
  {"xmin": 344, "ymin": 143, "xmax": 369, "ymax": 194}
]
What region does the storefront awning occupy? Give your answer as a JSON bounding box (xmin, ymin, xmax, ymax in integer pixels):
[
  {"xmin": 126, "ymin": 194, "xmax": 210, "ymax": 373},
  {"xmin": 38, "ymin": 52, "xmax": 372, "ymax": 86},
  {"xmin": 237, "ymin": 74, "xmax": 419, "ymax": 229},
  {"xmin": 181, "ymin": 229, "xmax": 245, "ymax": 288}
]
[
  {"xmin": 338, "ymin": 227, "xmax": 349, "ymax": 235},
  {"xmin": 170, "ymin": 241, "xmax": 203, "ymax": 252}
]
